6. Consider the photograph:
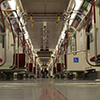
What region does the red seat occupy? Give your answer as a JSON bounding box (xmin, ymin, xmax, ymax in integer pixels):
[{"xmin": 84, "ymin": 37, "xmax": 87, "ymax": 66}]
[
  {"xmin": 90, "ymin": 54, "xmax": 100, "ymax": 61},
  {"xmin": 0, "ymin": 58, "xmax": 3, "ymax": 62}
]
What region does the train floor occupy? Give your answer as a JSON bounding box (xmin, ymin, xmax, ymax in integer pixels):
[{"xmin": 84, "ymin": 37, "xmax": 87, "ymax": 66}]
[{"xmin": 0, "ymin": 79, "xmax": 100, "ymax": 100}]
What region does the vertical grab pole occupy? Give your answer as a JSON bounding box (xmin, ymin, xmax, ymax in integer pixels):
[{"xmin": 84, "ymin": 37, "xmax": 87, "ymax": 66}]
[
  {"xmin": 0, "ymin": 6, "xmax": 6, "ymax": 67},
  {"xmin": 93, "ymin": 0, "xmax": 97, "ymax": 63},
  {"xmin": 17, "ymin": 25, "xmax": 19, "ymax": 68},
  {"xmin": 28, "ymin": 47, "xmax": 29, "ymax": 71},
  {"xmin": 36, "ymin": 57, "xmax": 37, "ymax": 78},
  {"xmin": 52, "ymin": 58, "xmax": 54, "ymax": 77}
]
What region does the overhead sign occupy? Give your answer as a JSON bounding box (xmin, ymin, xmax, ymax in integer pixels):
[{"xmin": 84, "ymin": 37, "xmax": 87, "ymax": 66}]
[
  {"xmin": 82, "ymin": 0, "xmax": 89, "ymax": 10},
  {"xmin": 73, "ymin": 57, "xmax": 79, "ymax": 63},
  {"xmin": 69, "ymin": 28, "xmax": 74, "ymax": 33},
  {"xmin": 82, "ymin": 0, "xmax": 92, "ymax": 11},
  {"xmin": 72, "ymin": 15, "xmax": 81, "ymax": 28}
]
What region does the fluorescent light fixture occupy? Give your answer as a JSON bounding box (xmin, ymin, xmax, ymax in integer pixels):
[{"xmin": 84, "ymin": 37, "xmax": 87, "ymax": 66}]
[
  {"xmin": 51, "ymin": 54, "xmax": 54, "ymax": 57},
  {"xmin": 71, "ymin": 13, "xmax": 76, "ymax": 19},
  {"xmin": 8, "ymin": 0, "xmax": 16, "ymax": 10},
  {"xmin": 35, "ymin": 54, "xmax": 38, "ymax": 57},
  {"xmin": 20, "ymin": 17, "xmax": 25, "ymax": 25},
  {"xmin": 23, "ymin": 26, "xmax": 26, "ymax": 30},
  {"xmin": 56, "ymin": 45, "xmax": 58, "ymax": 51},
  {"xmin": 61, "ymin": 31, "xmax": 65, "ymax": 36},
  {"xmin": 61, "ymin": 31, "xmax": 65, "ymax": 39},
  {"xmin": 13, "ymin": 12, "xmax": 17, "ymax": 17},
  {"xmin": 63, "ymin": 24, "xmax": 67, "ymax": 31},
  {"xmin": 62, "ymin": 34, "xmax": 65, "ymax": 40},
  {"xmin": 25, "ymin": 30, "xmax": 28, "ymax": 35},
  {"xmin": 65, "ymin": 20, "xmax": 68, "ymax": 25},
  {"xmin": 31, "ymin": 48, "xmax": 33, "ymax": 51},
  {"xmin": 20, "ymin": 17, "xmax": 23, "ymax": 23},
  {"xmin": 62, "ymin": 35, "xmax": 65, "ymax": 40},
  {"xmin": 31, "ymin": 45, "xmax": 33, "ymax": 49},
  {"xmin": 69, "ymin": 13, "xmax": 76, "ymax": 25},
  {"xmin": 24, "ymin": 34, "xmax": 28, "ymax": 39},
  {"xmin": 8, "ymin": 0, "xmax": 18, "ymax": 18},
  {"xmin": 69, "ymin": 0, "xmax": 83, "ymax": 26},
  {"xmin": 69, "ymin": 20, "xmax": 73, "ymax": 25},
  {"xmin": 74, "ymin": 0, "xmax": 83, "ymax": 11}
]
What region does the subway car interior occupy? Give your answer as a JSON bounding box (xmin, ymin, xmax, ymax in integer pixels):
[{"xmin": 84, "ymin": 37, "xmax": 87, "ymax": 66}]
[{"xmin": 0, "ymin": 0, "xmax": 100, "ymax": 100}]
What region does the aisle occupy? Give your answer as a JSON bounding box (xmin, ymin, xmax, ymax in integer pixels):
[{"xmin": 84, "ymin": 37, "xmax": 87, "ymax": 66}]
[{"xmin": 0, "ymin": 79, "xmax": 100, "ymax": 100}]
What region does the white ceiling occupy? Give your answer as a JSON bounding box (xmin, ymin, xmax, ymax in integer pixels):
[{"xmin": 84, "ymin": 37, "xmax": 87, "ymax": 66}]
[{"xmin": 21, "ymin": 0, "xmax": 69, "ymax": 13}]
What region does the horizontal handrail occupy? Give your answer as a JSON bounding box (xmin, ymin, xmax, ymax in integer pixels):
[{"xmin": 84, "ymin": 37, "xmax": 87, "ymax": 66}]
[{"xmin": 67, "ymin": 50, "xmax": 86, "ymax": 55}]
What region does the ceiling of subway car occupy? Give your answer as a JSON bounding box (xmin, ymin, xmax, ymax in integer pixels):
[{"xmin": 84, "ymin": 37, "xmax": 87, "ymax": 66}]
[
  {"xmin": 21, "ymin": 0, "xmax": 69, "ymax": 51},
  {"xmin": 20, "ymin": 0, "xmax": 70, "ymax": 64}
]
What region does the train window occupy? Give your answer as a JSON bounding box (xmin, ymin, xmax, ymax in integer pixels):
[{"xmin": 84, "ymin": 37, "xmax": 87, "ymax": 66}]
[
  {"xmin": 87, "ymin": 35, "xmax": 90, "ymax": 50},
  {"xmin": 71, "ymin": 33, "xmax": 77, "ymax": 53},
  {"xmin": 2, "ymin": 36, "xmax": 4, "ymax": 48},
  {"xmin": 0, "ymin": 21, "xmax": 4, "ymax": 48},
  {"xmin": 68, "ymin": 37, "xmax": 72, "ymax": 53},
  {"xmin": 0, "ymin": 24, "xmax": 2, "ymax": 44},
  {"xmin": 87, "ymin": 22, "xmax": 92, "ymax": 50},
  {"xmin": 80, "ymin": 29, "xmax": 84, "ymax": 50},
  {"xmin": 68, "ymin": 33, "xmax": 77, "ymax": 54}
]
